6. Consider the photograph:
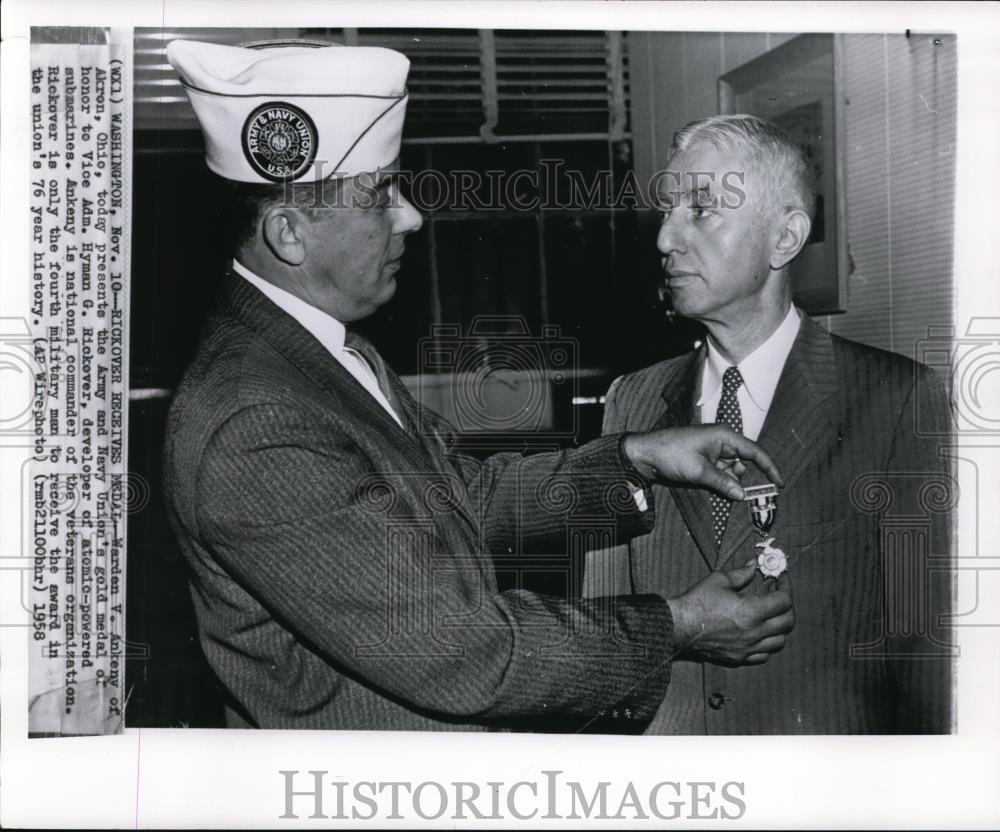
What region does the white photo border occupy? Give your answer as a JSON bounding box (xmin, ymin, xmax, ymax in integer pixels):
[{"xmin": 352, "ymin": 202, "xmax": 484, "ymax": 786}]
[{"xmin": 2, "ymin": 1, "xmax": 999, "ymax": 828}]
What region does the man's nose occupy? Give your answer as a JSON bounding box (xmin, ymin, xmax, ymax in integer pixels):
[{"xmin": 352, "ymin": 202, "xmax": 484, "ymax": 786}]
[
  {"xmin": 393, "ymin": 192, "xmax": 424, "ymax": 235},
  {"xmin": 656, "ymin": 212, "xmax": 683, "ymax": 256}
]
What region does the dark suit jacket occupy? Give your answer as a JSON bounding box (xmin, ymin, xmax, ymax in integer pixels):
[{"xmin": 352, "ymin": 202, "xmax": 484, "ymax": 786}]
[
  {"xmin": 163, "ymin": 273, "xmax": 675, "ymax": 731},
  {"xmin": 585, "ymin": 314, "xmax": 955, "ymax": 734}
]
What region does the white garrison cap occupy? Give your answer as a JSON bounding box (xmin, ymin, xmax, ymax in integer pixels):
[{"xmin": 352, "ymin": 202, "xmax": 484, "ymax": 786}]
[{"xmin": 166, "ymin": 39, "xmax": 410, "ymax": 183}]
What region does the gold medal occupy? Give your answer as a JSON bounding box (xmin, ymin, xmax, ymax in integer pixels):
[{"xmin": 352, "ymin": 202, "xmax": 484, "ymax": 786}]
[{"xmin": 743, "ymin": 483, "xmax": 787, "ymax": 579}]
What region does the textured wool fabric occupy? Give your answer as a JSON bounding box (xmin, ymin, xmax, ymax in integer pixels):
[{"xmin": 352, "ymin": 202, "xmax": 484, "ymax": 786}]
[
  {"xmin": 163, "ymin": 271, "xmax": 675, "ymax": 731},
  {"xmin": 584, "ymin": 314, "xmax": 955, "ymax": 734},
  {"xmin": 709, "ymin": 367, "xmax": 744, "ymax": 548}
]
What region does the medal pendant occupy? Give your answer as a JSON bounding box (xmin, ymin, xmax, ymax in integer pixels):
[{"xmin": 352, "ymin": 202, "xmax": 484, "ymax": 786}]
[{"xmin": 743, "ymin": 483, "xmax": 787, "ymax": 578}]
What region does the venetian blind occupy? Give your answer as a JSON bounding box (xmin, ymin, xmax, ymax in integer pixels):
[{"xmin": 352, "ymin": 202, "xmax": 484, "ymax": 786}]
[
  {"xmin": 133, "ymin": 27, "xmax": 630, "ymax": 142},
  {"xmin": 829, "ymin": 33, "xmax": 956, "ymax": 359}
]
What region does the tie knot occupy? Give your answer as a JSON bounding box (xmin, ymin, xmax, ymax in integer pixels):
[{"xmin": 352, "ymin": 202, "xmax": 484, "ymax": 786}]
[
  {"xmin": 344, "ymin": 329, "xmax": 385, "ymax": 376},
  {"xmin": 343, "ymin": 329, "xmax": 368, "ymax": 351},
  {"xmin": 344, "ymin": 330, "xmax": 381, "ymax": 365},
  {"xmin": 722, "ymin": 366, "xmax": 743, "ymax": 393}
]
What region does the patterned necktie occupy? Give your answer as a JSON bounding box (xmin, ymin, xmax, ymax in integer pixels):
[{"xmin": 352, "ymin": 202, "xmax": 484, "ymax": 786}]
[
  {"xmin": 710, "ymin": 366, "xmax": 744, "ymax": 548},
  {"xmin": 343, "ymin": 330, "xmax": 409, "ymax": 431}
]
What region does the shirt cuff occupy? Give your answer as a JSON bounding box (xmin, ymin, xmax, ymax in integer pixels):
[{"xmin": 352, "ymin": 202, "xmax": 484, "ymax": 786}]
[
  {"xmin": 617, "ymin": 433, "xmax": 651, "ymax": 512},
  {"xmin": 617, "ymin": 433, "xmax": 652, "ymax": 481}
]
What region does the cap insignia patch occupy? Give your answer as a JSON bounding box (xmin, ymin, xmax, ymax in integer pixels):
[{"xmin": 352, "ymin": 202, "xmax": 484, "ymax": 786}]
[{"xmin": 241, "ymin": 102, "xmax": 318, "ymax": 182}]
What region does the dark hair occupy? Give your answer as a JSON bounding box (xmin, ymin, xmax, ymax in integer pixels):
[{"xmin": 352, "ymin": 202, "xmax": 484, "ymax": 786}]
[{"xmin": 211, "ymin": 174, "xmax": 343, "ymax": 254}]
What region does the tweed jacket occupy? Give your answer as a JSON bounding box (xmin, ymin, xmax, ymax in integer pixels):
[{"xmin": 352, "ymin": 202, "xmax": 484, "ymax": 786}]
[
  {"xmin": 585, "ymin": 314, "xmax": 955, "ymax": 734},
  {"xmin": 163, "ymin": 273, "xmax": 675, "ymax": 731}
]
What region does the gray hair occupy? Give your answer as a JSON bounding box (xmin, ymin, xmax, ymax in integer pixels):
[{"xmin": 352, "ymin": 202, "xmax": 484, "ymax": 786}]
[{"xmin": 671, "ymin": 114, "xmax": 816, "ymax": 220}]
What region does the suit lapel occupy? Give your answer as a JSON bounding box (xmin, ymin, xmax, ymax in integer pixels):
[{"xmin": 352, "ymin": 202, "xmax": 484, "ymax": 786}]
[
  {"xmin": 381, "ymin": 362, "xmax": 486, "ymax": 535},
  {"xmin": 232, "ymin": 276, "xmax": 419, "ymax": 448},
  {"xmin": 653, "ymin": 350, "xmax": 701, "ymax": 430},
  {"xmin": 716, "ymin": 315, "xmax": 839, "ymax": 568},
  {"xmin": 650, "ymin": 348, "xmax": 721, "ymax": 571},
  {"xmin": 219, "ymin": 273, "xmax": 482, "ymax": 534}
]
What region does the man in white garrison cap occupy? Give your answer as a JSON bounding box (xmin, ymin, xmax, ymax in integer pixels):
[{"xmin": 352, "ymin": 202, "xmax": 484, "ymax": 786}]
[{"xmin": 162, "ymin": 38, "xmax": 794, "ymax": 731}]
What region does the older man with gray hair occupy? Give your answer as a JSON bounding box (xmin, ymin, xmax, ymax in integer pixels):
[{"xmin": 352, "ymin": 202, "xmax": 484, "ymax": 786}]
[{"xmin": 586, "ymin": 113, "xmax": 954, "ymax": 734}]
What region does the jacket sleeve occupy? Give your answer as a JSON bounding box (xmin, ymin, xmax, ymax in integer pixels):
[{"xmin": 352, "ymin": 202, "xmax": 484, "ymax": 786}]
[
  {"xmin": 427, "ymin": 391, "xmax": 655, "ymax": 556},
  {"xmin": 882, "ymin": 364, "xmax": 956, "ymax": 733},
  {"xmin": 194, "ymin": 402, "xmax": 673, "ymax": 725}
]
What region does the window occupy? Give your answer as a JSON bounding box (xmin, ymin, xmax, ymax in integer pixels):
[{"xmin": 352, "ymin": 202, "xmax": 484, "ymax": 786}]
[{"xmin": 132, "ymin": 28, "xmax": 649, "ymax": 393}]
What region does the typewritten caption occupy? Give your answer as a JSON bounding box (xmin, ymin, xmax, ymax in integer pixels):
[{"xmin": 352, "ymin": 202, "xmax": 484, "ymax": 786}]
[{"xmin": 27, "ymin": 35, "xmax": 131, "ymax": 736}]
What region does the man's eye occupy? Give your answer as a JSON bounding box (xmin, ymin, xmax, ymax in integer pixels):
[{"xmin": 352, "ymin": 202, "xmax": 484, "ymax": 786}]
[
  {"xmin": 378, "ymin": 179, "xmax": 407, "ymax": 209},
  {"xmin": 692, "ymin": 206, "xmax": 713, "ymax": 220}
]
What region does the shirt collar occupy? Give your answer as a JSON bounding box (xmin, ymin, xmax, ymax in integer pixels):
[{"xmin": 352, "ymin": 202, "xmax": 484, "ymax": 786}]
[
  {"xmin": 231, "ymin": 258, "xmax": 348, "ymax": 356},
  {"xmin": 697, "ymin": 304, "xmax": 802, "ymax": 413}
]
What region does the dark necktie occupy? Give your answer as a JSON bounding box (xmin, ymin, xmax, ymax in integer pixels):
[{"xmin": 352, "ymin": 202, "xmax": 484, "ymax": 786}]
[
  {"xmin": 710, "ymin": 365, "xmax": 744, "ymax": 548},
  {"xmin": 343, "ymin": 330, "xmax": 408, "ymax": 431}
]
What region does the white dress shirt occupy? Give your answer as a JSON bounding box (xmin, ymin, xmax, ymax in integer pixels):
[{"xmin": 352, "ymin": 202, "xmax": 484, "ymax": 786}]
[
  {"xmin": 697, "ymin": 305, "xmax": 801, "ymax": 441},
  {"xmin": 232, "ymin": 259, "xmax": 404, "ymax": 429}
]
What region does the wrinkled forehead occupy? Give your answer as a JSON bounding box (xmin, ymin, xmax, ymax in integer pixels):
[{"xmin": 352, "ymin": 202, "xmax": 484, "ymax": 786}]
[
  {"xmin": 656, "ymin": 140, "xmax": 765, "ymax": 206},
  {"xmin": 344, "ymin": 156, "xmax": 401, "ymax": 186},
  {"xmin": 294, "ymin": 156, "xmax": 403, "ymax": 212},
  {"xmin": 374, "ymin": 157, "xmax": 401, "ymax": 178},
  {"xmin": 331, "ymin": 157, "xmax": 402, "ymax": 199}
]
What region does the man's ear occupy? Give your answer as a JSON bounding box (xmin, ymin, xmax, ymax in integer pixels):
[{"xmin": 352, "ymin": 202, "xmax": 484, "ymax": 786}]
[
  {"xmin": 770, "ymin": 210, "xmax": 811, "ymax": 271},
  {"xmin": 261, "ymin": 206, "xmax": 308, "ymax": 266}
]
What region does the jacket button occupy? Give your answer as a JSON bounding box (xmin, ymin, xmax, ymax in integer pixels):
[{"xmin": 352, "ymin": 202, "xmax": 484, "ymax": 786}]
[{"xmin": 708, "ymin": 692, "xmax": 725, "ymax": 710}]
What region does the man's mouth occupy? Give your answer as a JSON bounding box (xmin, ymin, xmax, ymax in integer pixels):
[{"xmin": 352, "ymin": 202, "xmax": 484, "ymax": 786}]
[
  {"xmin": 664, "ymin": 269, "xmax": 698, "ymax": 284},
  {"xmin": 662, "ymin": 259, "xmax": 695, "ymax": 280}
]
